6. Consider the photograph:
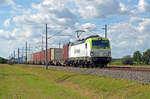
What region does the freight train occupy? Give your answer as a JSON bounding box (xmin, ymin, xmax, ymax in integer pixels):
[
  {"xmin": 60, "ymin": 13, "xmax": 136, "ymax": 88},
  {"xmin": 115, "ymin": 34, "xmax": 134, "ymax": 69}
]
[{"xmin": 19, "ymin": 35, "xmax": 111, "ymax": 67}]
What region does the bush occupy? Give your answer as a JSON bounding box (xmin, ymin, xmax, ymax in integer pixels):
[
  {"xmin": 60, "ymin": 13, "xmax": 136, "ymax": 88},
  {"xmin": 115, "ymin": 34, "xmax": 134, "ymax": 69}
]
[
  {"xmin": 110, "ymin": 59, "xmax": 123, "ymax": 65},
  {"xmin": 133, "ymin": 51, "xmax": 142, "ymax": 64},
  {"xmin": 122, "ymin": 55, "xmax": 133, "ymax": 65}
]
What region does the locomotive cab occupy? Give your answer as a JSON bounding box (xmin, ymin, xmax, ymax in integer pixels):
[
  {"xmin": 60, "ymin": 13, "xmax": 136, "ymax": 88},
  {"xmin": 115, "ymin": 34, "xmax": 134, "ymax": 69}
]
[{"xmin": 84, "ymin": 36, "xmax": 111, "ymax": 66}]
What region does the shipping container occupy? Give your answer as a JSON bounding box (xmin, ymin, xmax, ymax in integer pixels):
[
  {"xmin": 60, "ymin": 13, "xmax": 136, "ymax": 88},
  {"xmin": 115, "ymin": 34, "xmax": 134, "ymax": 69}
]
[
  {"xmin": 23, "ymin": 56, "xmax": 26, "ymax": 63},
  {"xmin": 51, "ymin": 48, "xmax": 63, "ymax": 61},
  {"xmin": 39, "ymin": 49, "xmax": 51, "ymax": 64},
  {"xmin": 63, "ymin": 45, "xmax": 69, "ymax": 61},
  {"xmin": 19, "ymin": 57, "xmax": 23, "ymax": 63},
  {"xmin": 51, "ymin": 48, "xmax": 63, "ymax": 65},
  {"xmin": 27, "ymin": 54, "xmax": 33, "ymax": 64},
  {"xmin": 33, "ymin": 48, "xmax": 51, "ymax": 64},
  {"xmin": 33, "ymin": 52, "xmax": 40, "ymax": 64},
  {"xmin": 48, "ymin": 49, "xmax": 51, "ymax": 62},
  {"xmin": 38, "ymin": 51, "xmax": 42, "ymax": 64},
  {"xmin": 40, "ymin": 50, "xmax": 45, "ymax": 64}
]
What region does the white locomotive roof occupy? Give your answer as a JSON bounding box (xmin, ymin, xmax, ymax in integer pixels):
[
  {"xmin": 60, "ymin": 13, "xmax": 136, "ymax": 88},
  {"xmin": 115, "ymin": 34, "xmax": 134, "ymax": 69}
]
[{"xmin": 69, "ymin": 35, "xmax": 101, "ymax": 46}]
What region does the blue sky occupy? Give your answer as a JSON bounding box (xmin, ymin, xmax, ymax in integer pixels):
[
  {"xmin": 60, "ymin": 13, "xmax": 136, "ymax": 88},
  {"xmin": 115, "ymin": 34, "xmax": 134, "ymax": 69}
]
[{"xmin": 0, "ymin": 0, "xmax": 150, "ymax": 58}]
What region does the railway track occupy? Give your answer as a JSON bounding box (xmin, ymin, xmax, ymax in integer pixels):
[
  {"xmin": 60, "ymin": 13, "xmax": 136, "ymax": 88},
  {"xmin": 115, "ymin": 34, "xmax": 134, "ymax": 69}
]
[
  {"xmin": 102, "ymin": 66, "xmax": 150, "ymax": 72},
  {"xmin": 24, "ymin": 64, "xmax": 150, "ymax": 72},
  {"xmin": 22, "ymin": 64, "xmax": 150, "ymax": 83}
]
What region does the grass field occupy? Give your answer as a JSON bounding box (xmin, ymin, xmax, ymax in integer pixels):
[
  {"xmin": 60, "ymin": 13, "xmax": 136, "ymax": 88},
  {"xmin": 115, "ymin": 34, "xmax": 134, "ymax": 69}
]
[{"xmin": 1, "ymin": 64, "xmax": 150, "ymax": 99}]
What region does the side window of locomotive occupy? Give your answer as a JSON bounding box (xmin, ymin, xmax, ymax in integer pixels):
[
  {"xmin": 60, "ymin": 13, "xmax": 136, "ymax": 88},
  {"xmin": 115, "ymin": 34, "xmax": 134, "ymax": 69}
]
[{"xmin": 85, "ymin": 43, "xmax": 87, "ymax": 48}]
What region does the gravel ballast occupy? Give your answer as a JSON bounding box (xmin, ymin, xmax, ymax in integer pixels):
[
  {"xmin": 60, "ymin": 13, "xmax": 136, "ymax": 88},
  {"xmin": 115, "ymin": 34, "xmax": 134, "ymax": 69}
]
[{"xmin": 48, "ymin": 66, "xmax": 150, "ymax": 84}]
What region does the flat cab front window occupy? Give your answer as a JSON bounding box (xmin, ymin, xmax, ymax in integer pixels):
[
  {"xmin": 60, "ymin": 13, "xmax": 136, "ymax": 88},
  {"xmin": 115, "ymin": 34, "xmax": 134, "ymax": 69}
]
[{"xmin": 92, "ymin": 40, "xmax": 109, "ymax": 49}]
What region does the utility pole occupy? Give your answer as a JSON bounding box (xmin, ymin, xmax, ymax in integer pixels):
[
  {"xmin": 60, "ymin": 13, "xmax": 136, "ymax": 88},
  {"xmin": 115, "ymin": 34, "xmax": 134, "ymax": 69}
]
[
  {"xmin": 11, "ymin": 53, "xmax": 13, "ymax": 62},
  {"xmin": 8, "ymin": 54, "xmax": 10, "ymax": 63},
  {"xmin": 42, "ymin": 36, "xmax": 44, "ymax": 51},
  {"xmin": 18, "ymin": 48, "xmax": 19, "ymax": 64},
  {"xmin": 59, "ymin": 42, "xmax": 60, "ymax": 48},
  {"xmin": 22, "ymin": 47, "xmax": 24, "ymax": 58},
  {"xmin": 26, "ymin": 41, "xmax": 27, "ymax": 64},
  {"xmin": 105, "ymin": 24, "xmax": 107, "ymax": 38},
  {"xmin": 29, "ymin": 44, "xmax": 30, "ymax": 54},
  {"xmin": 102, "ymin": 24, "xmax": 108, "ymax": 38},
  {"xmin": 14, "ymin": 50, "xmax": 15, "ymax": 64},
  {"xmin": 46, "ymin": 24, "xmax": 48, "ymax": 70},
  {"xmin": 40, "ymin": 36, "xmax": 44, "ymax": 64}
]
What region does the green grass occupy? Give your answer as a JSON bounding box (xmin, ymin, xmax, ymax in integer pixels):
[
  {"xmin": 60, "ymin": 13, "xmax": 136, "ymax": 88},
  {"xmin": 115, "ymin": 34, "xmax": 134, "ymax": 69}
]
[
  {"xmin": 109, "ymin": 60, "xmax": 123, "ymax": 65},
  {"xmin": 109, "ymin": 59, "xmax": 150, "ymax": 68},
  {"xmin": 1, "ymin": 64, "xmax": 150, "ymax": 99}
]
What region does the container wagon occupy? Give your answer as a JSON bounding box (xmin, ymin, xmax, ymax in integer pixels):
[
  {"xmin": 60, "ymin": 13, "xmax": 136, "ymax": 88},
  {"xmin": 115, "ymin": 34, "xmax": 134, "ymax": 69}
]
[
  {"xmin": 63, "ymin": 44, "xmax": 69, "ymax": 65},
  {"xmin": 47, "ymin": 49, "xmax": 51, "ymax": 64},
  {"xmin": 33, "ymin": 48, "xmax": 51, "ymax": 65},
  {"xmin": 23, "ymin": 56, "xmax": 26, "ymax": 64},
  {"xmin": 39, "ymin": 49, "xmax": 51, "ymax": 64},
  {"xmin": 27, "ymin": 54, "xmax": 33, "ymax": 64},
  {"xmin": 19, "ymin": 57, "xmax": 23, "ymax": 63},
  {"xmin": 33, "ymin": 52, "xmax": 40, "ymax": 64},
  {"xmin": 40, "ymin": 50, "xmax": 45, "ymax": 64},
  {"xmin": 50, "ymin": 48, "xmax": 63, "ymax": 65}
]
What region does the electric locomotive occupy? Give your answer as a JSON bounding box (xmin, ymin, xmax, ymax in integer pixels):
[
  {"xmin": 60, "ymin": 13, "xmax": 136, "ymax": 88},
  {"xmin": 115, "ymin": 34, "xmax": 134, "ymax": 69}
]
[{"xmin": 66, "ymin": 35, "xmax": 111, "ymax": 67}]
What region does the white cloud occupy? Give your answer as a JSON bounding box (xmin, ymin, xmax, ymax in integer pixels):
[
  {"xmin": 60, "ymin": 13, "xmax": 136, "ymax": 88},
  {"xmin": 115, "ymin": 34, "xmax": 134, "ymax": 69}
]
[
  {"xmin": 4, "ymin": 18, "xmax": 11, "ymax": 27},
  {"xmin": 117, "ymin": 41, "xmax": 129, "ymax": 47},
  {"xmin": 120, "ymin": 3, "xmax": 129, "ymax": 14},
  {"xmin": 0, "ymin": 40, "xmax": 9, "ymax": 58},
  {"xmin": 0, "ymin": 0, "xmax": 15, "ymax": 6},
  {"xmin": 109, "ymin": 17, "xmax": 150, "ymax": 58},
  {"xmin": 130, "ymin": 17, "xmax": 144, "ymax": 23},
  {"xmin": 13, "ymin": 0, "xmax": 77, "ymax": 28},
  {"xmin": 75, "ymin": 0, "xmax": 131, "ymax": 19},
  {"xmin": 6, "ymin": 0, "xmax": 79, "ymax": 52},
  {"xmin": 0, "ymin": 29, "xmax": 15, "ymax": 40},
  {"xmin": 81, "ymin": 23, "xmax": 96, "ymax": 31},
  {"xmin": 127, "ymin": 0, "xmax": 132, "ymax": 2},
  {"xmin": 138, "ymin": 0, "xmax": 150, "ymax": 13},
  {"xmin": 138, "ymin": 18, "xmax": 150, "ymax": 32}
]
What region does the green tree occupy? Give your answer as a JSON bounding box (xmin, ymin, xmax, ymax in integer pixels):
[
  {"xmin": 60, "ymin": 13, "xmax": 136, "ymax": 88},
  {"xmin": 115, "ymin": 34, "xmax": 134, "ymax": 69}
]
[
  {"xmin": 133, "ymin": 51, "xmax": 142, "ymax": 64},
  {"xmin": 142, "ymin": 49, "xmax": 150, "ymax": 65},
  {"xmin": 122, "ymin": 55, "xmax": 134, "ymax": 65},
  {"xmin": 0, "ymin": 57, "xmax": 8, "ymax": 64}
]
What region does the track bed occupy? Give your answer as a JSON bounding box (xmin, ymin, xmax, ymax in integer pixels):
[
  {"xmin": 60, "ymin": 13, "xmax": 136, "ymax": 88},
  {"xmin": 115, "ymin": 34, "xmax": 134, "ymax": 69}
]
[{"xmin": 23, "ymin": 64, "xmax": 150, "ymax": 83}]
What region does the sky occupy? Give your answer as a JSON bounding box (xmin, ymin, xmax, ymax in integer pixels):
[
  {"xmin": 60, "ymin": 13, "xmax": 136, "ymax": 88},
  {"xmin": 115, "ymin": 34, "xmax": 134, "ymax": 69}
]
[{"xmin": 0, "ymin": 0, "xmax": 150, "ymax": 58}]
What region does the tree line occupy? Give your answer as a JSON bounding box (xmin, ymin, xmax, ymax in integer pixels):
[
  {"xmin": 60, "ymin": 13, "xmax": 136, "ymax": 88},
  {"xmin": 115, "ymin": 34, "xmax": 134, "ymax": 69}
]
[
  {"xmin": 0, "ymin": 57, "xmax": 8, "ymax": 64},
  {"xmin": 122, "ymin": 49, "xmax": 150, "ymax": 65}
]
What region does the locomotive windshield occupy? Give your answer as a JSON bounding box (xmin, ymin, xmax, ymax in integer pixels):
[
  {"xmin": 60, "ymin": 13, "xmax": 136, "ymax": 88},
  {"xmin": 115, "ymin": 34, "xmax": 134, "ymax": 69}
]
[{"xmin": 92, "ymin": 40, "xmax": 109, "ymax": 49}]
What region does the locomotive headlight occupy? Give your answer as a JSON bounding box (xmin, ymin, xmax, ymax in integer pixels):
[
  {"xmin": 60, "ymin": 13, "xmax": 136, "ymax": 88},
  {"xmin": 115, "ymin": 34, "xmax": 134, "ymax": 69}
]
[{"xmin": 90, "ymin": 51, "xmax": 94, "ymax": 56}]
